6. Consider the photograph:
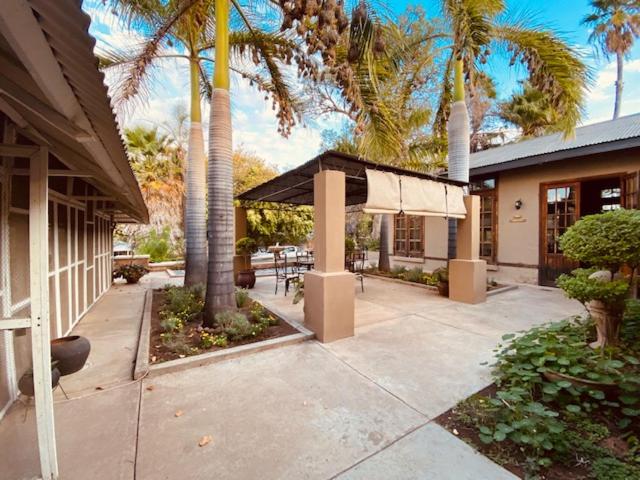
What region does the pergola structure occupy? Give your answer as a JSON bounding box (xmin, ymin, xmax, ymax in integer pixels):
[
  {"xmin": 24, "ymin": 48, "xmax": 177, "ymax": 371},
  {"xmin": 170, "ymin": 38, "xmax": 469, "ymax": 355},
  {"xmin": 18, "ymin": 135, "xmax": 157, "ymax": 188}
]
[{"xmin": 237, "ymin": 151, "xmax": 488, "ymax": 343}]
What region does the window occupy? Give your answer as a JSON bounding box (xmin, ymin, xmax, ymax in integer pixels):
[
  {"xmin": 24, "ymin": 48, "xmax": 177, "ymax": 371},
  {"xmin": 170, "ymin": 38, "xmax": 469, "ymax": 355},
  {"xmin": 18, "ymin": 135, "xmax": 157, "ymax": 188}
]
[
  {"xmin": 624, "ymin": 172, "xmax": 639, "ymax": 209},
  {"xmin": 470, "ymin": 177, "xmax": 497, "ymax": 264},
  {"xmin": 394, "ymin": 215, "xmax": 424, "ymax": 258},
  {"xmin": 600, "ymin": 187, "xmax": 621, "ymax": 211}
]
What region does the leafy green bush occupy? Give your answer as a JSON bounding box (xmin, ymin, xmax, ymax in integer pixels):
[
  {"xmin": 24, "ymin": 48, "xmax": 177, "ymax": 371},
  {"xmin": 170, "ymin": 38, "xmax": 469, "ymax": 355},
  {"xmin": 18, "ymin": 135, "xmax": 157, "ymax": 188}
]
[
  {"xmin": 557, "ymin": 268, "xmax": 630, "ymax": 306},
  {"xmin": 559, "ymin": 209, "xmax": 640, "ymax": 272},
  {"xmin": 405, "ymin": 267, "xmax": 425, "ymax": 283},
  {"xmin": 161, "ymin": 285, "xmax": 204, "ymax": 323},
  {"xmin": 622, "ymin": 299, "xmax": 640, "ymax": 344},
  {"xmin": 215, "ymin": 311, "xmax": 253, "ymax": 340},
  {"xmin": 235, "ymin": 237, "xmax": 257, "ymax": 255},
  {"xmin": 159, "ymin": 315, "xmax": 183, "ymax": 333},
  {"xmin": 591, "ymin": 457, "xmax": 640, "ymax": 480},
  {"xmin": 114, "ymin": 264, "xmax": 148, "ymax": 283},
  {"xmin": 391, "ymin": 266, "xmax": 407, "ymax": 277},
  {"xmin": 137, "ymin": 227, "xmax": 174, "ymax": 263},
  {"xmin": 345, "ymin": 237, "xmax": 356, "ymax": 254},
  {"xmin": 235, "ymin": 288, "xmax": 250, "ymax": 308}
]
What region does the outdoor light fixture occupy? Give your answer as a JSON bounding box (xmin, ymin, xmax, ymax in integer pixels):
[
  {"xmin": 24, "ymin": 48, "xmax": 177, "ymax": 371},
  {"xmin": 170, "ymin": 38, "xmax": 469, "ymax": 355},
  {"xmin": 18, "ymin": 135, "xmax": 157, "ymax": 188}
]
[{"xmin": 515, "ymin": 199, "xmax": 523, "ymax": 210}]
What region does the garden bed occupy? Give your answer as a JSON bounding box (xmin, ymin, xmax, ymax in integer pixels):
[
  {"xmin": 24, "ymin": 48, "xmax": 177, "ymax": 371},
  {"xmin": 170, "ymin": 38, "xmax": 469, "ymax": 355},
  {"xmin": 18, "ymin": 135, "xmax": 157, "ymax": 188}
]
[
  {"xmin": 365, "ymin": 267, "xmax": 508, "ymax": 292},
  {"xmin": 435, "ymin": 303, "xmax": 640, "ymax": 480},
  {"xmin": 149, "ymin": 287, "xmax": 298, "ymax": 364}
]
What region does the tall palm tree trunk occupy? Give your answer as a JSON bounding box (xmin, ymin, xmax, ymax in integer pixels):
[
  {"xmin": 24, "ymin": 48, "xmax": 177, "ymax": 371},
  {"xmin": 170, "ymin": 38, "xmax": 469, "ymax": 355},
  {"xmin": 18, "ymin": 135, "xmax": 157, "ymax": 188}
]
[
  {"xmin": 613, "ymin": 51, "xmax": 623, "ymax": 120},
  {"xmin": 184, "ymin": 58, "xmax": 208, "ymax": 286},
  {"xmin": 204, "ymin": 0, "xmax": 235, "ymax": 324},
  {"xmin": 378, "ymin": 214, "xmax": 390, "ymax": 271},
  {"xmin": 447, "ymin": 59, "xmax": 470, "ymax": 259}
]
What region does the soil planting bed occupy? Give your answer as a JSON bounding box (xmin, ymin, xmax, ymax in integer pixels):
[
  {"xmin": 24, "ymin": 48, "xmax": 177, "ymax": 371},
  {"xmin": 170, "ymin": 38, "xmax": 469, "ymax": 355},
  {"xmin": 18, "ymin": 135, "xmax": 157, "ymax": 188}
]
[{"xmin": 149, "ymin": 289, "xmax": 298, "ymax": 364}]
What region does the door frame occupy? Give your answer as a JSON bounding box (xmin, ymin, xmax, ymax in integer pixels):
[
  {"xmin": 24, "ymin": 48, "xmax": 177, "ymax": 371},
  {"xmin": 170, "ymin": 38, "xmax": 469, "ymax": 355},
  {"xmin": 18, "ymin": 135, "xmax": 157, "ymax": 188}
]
[{"xmin": 538, "ymin": 172, "xmax": 627, "ymax": 286}]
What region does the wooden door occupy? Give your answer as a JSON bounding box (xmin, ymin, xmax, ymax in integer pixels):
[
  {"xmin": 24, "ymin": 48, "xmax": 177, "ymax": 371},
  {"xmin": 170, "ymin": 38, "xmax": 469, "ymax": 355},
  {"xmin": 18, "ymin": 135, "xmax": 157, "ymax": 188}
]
[
  {"xmin": 623, "ymin": 171, "xmax": 639, "ymax": 209},
  {"xmin": 539, "ymin": 182, "xmax": 580, "ymax": 286}
]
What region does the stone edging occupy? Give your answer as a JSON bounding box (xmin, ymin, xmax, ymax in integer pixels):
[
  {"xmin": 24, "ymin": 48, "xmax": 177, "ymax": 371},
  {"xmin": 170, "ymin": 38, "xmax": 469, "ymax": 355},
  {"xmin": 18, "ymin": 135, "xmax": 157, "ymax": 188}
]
[
  {"xmin": 363, "ymin": 273, "xmax": 519, "ymax": 297},
  {"xmin": 132, "ymin": 289, "xmax": 315, "ymax": 379},
  {"xmin": 133, "ymin": 289, "xmax": 153, "ymax": 380}
]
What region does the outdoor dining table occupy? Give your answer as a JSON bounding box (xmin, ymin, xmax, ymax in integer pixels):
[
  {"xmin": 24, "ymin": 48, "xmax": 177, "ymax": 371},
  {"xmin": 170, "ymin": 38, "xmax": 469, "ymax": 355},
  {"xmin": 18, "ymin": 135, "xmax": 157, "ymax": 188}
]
[{"xmin": 296, "ymin": 258, "xmax": 315, "ymax": 270}]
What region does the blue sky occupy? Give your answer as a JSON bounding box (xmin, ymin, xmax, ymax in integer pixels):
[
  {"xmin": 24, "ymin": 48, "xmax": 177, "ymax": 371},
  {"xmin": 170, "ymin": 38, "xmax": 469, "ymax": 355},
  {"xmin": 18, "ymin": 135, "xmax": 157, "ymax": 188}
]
[{"xmin": 83, "ymin": 0, "xmax": 640, "ymax": 171}]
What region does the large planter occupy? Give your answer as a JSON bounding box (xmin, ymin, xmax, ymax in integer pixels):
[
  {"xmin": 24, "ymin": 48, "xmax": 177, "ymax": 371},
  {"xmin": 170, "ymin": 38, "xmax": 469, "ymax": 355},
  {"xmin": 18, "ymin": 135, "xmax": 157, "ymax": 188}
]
[
  {"xmin": 236, "ymin": 270, "xmax": 256, "ymax": 289},
  {"xmin": 51, "ymin": 335, "xmax": 91, "ymax": 376},
  {"xmin": 437, "ymin": 281, "xmax": 449, "ymax": 297},
  {"xmin": 18, "ymin": 367, "xmax": 61, "ymax": 397},
  {"xmin": 586, "ymin": 300, "xmax": 624, "ymax": 348}
]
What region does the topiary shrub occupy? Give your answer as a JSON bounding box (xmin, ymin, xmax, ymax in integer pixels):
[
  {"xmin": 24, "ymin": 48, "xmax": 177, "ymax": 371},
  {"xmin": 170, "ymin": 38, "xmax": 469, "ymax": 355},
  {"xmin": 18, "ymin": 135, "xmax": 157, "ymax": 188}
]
[{"xmin": 558, "ymin": 209, "xmax": 640, "ymax": 347}]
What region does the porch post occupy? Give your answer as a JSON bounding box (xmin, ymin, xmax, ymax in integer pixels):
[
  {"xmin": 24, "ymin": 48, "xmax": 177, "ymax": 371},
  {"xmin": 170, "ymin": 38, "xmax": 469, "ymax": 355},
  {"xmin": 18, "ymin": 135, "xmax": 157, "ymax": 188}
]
[
  {"xmin": 304, "ymin": 170, "xmax": 355, "ymax": 342},
  {"xmin": 449, "ymin": 195, "xmax": 487, "ymax": 304},
  {"xmin": 29, "ymin": 147, "xmax": 59, "ymax": 479},
  {"xmin": 233, "ymin": 206, "xmax": 248, "ymax": 283}
]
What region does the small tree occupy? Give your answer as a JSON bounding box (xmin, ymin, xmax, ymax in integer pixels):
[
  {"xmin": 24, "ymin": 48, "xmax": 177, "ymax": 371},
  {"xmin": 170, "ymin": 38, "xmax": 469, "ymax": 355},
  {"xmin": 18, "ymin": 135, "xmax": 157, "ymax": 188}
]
[{"xmin": 557, "ymin": 209, "xmax": 640, "ymax": 347}]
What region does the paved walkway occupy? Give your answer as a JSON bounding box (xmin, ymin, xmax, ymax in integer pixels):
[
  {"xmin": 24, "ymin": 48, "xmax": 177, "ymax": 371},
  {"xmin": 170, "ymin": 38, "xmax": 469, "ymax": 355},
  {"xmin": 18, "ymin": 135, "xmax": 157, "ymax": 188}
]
[{"xmin": 0, "ymin": 274, "xmax": 583, "ymax": 479}]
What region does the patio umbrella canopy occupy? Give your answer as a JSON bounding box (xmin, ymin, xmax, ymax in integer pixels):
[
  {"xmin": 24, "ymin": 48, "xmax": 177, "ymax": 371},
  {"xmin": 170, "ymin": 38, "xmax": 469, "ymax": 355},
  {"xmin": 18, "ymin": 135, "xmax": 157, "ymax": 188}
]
[{"xmin": 236, "ymin": 150, "xmax": 467, "ymax": 208}]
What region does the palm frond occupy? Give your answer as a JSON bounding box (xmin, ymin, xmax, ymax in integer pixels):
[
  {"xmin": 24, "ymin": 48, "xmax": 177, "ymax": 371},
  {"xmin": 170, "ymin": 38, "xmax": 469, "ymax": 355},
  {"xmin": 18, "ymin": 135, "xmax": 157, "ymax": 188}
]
[{"xmin": 492, "ymin": 19, "xmax": 592, "ymax": 137}]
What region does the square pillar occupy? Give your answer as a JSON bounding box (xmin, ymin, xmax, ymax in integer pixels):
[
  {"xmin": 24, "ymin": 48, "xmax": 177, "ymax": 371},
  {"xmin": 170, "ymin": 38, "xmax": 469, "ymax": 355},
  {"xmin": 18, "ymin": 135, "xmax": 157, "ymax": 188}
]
[
  {"xmin": 304, "ymin": 170, "xmax": 354, "ymax": 342},
  {"xmin": 449, "ymin": 195, "xmax": 487, "ymax": 304},
  {"xmin": 233, "ymin": 206, "xmax": 249, "ymax": 282}
]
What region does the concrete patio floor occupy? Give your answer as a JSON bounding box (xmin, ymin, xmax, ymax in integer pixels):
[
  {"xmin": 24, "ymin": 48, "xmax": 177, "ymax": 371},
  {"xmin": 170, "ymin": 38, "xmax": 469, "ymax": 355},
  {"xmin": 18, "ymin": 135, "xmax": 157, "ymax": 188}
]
[{"xmin": 0, "ymin": 273, "xmax": 583, "ymax": 479}]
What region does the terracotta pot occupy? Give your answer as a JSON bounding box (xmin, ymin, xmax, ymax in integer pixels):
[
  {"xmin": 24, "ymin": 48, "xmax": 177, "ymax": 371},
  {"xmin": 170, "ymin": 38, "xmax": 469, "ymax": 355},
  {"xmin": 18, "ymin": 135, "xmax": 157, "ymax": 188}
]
[
  {"xmin": 543, "ymin": 370, "xmax": 618, "ymax": 397},
  {"xmin": 51, "ymin": 335, "xmax": 91, "ymax": 376},
  {"xmin": 236, "ymin": 270, "xmax": 256, "ymax": 289},
  {"xmin": 18, "ymin": 367, "xmax": 61, "ymax": 397},
  {"xmin": 437, "ymin": 281, "xmax": 449, "ymax": 297}
]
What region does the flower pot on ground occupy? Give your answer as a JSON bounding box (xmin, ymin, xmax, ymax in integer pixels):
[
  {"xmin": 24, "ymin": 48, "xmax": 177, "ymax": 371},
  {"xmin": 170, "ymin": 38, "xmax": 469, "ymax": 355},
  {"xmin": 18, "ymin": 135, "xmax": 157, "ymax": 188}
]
[
  {"xmin": 50, "ymin": 335, "xmax": 91, "ymax": 375},
  {"xmin": 432, "ymin": 267, "xmax": 449, "ymax": 297},
  {"xmin": 18, "ymin": 366, "xmax": 61, "ymax": 397},
  {"xmin": 114, "ymin": 264, "xmax": 148, "ymax": 284},
  {"xmin": 235, "ymin": 237, "xmax": 257, "ymax": 289}
]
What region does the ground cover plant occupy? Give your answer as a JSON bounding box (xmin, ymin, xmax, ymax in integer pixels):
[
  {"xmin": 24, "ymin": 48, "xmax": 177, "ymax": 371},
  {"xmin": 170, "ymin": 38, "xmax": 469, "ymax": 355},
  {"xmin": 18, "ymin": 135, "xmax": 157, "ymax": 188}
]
[
  {"xmin": 149, "ymin": 285, "xmax": 296, "ymax": 363},
  {"xmin": 365, "ymin": 265, "xmax": 500, "ymax": 290},
  {"xmin": 437, "ymin": 300, "xmax": 640, "ymax": 480}
]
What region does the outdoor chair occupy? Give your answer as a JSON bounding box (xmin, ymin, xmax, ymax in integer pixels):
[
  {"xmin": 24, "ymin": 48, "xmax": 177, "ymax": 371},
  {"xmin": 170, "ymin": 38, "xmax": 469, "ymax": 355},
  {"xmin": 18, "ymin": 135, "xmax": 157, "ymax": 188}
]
[
  {"xmin": 347, "ymin": 251, "xmax": 365, "ymax": 293},
  {"xmin": 274, "ymin": 252, "xmax": 300, "ymax": 295},
  {"xmin": 296, "ymin": 251, "xmax": 315, "ymax": 271}
]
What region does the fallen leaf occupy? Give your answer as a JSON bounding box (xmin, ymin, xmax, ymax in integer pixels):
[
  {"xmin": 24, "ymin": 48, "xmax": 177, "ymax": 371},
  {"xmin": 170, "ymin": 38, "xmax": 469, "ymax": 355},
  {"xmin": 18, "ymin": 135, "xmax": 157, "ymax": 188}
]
[
  {"xmin": 175, "ymin": 410, "xmax": 183, "ymax": 417},
  {"xmin": 95, "ymin": 386, "xmax": 104, "ymax": 391},
  {"xmin": 151, "ymin": 355, "xmax": 157, "ymax": 362},
  {"xmin": 453, "ymin": 428, "xmax": 459, "ymax": 436},
  {"xmin": 198, "ymin": 435, "xmax": 212, "ymax": 447},
  {"xmin": 146, "ymin": 385, "xmax": 154, "ymax": 391},
  {"xmin": 179, "ymin": 354, "xmax": 185, "ymax": 358}
]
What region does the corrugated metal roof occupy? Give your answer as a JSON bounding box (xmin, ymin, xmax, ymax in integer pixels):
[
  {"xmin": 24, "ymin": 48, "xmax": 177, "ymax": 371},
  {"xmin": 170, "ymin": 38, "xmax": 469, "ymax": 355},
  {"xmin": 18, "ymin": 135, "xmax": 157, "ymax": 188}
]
[
  {"xmin": 26, "ymin": 0, "xmax": 148, "ymax": 222},
  {"xmin": 469, "ymin": 113, "xmax": 640, "ymax": 174}
]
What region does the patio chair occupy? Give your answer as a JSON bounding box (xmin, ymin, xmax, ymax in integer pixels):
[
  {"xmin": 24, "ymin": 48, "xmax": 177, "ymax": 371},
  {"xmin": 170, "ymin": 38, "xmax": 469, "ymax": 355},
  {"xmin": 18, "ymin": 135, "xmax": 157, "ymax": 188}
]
[
  {"xmin": 347, "ymin": 251, "xmax": 365, "ymax": 293},
  {"xmin": 296, "ymin": 251, "xmax": 315, "ymax": 271},
  {"xmin": 274, "ymin": 252, "xmax": 300, "ymax": 295}
]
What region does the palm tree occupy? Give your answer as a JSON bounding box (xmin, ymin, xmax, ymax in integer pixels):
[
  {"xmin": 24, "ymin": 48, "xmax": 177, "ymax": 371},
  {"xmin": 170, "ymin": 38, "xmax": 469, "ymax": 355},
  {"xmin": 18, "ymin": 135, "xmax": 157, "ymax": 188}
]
[
  {"xmin": 583, "ymin": 0, "xmax": 640, "ymax": 119},
  {"xmin": 101, "ymin": 0, "xmax": 308, "ymax": 288},
  {"xmin": 499, "ymin": 82, "xmax": 562, "ymax": 137},
  {"xmin": 433, "ymin": 0, "xmax": 590, "ymax": 258}
]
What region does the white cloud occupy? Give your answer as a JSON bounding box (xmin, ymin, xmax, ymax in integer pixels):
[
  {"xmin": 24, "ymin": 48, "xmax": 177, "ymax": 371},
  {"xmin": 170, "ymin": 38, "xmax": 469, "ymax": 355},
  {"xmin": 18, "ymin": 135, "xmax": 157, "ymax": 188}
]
[{"xmin": 584, "ymin": 57, "xmax": 640, "ymax": 123}]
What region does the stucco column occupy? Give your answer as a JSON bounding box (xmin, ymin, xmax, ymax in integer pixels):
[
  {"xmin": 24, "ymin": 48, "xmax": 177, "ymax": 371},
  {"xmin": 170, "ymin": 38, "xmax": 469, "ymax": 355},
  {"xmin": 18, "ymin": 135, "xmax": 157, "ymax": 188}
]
[
  {"xmin": 449, "ymin": 195, "xmax": 487, "ymax": 304},
  {"xmin": 304, "ymin": 170, "xmax": 355, "ymax": 342},
  {"xmin": 233, "ymin": 206, "xmax": 248, "ymax": 282}
]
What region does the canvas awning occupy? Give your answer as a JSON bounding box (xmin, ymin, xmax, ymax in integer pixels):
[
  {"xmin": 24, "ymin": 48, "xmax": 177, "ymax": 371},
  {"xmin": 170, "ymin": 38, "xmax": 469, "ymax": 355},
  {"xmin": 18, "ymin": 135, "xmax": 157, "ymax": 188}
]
[
  {"xmin": 363, "ymin": 169, "xmax": 467, "ymax": 218},
  {"xmin": 236, "ymin": 150, "xmax": 467, "ymax": 207}
]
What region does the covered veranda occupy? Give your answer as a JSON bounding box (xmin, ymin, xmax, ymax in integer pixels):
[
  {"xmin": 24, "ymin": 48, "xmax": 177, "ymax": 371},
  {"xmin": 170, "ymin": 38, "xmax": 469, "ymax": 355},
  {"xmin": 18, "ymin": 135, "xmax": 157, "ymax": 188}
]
[{"xmin": 236, "ymin": 151, "xmax": 489, "ymax": 343}]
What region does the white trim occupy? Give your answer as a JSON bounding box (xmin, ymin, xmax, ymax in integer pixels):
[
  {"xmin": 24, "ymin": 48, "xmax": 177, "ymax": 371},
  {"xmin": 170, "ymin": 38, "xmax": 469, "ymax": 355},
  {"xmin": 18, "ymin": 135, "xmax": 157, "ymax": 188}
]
[
  {"xmin": 29, "ymin": 146, "xmax": 59, "ymax": 479},
  {"xmin": 0, "ymin": 317, "xmax": 31, "ymax": 329},
  {"xmin": 10, "ymin": 297, "xmax": 30, "ymax": 314},
  {"xmin": 52, "ymin": 200, "xmax": 61, "ymax": 338}
]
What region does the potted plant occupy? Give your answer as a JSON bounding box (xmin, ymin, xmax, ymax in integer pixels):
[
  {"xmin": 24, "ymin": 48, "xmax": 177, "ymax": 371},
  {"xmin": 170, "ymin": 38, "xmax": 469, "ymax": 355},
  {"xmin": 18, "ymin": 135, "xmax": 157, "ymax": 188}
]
[
  {"xmin": 236, "ymin": 237, "xmax": 257, "ymax": 289},
  {"xmin": 114, "ymin": 263, "xmax": 148, "ymax": 284},
  {"xmin": 50, "ymin": 335, "xmax": 91, "ymax": 376},
  {"xmin": 432, "ymin": 267, "xmax": 449, "ymax": 297},
  {"xmin": 557, "ymin": 209, "xmax": 640, "ymax": 348},
  {"xmin": 18, "ymin": 363, "xmax": 61, "ymax": 397}
]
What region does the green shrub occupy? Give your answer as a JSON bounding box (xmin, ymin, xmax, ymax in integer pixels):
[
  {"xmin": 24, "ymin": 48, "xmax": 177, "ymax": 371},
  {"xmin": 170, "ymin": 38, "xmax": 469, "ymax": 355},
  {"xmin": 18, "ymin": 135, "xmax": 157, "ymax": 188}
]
[
  {"xmin": 137, "ymin": 227, "xmax": 173, "ymax": 263},
  {"xmin": 114, "ymin": 264, "xmax": 148, "ymax": 283},
  {"xmin": 162, "ymin": 285, "xmax": 204, "ymax": 323},
  {"xmin": 591, "ymin": 457, "xmax": 640, "ymax": 480},
  {"xmin": 345, "ymin": 237, "xmax": 356, "ymax": 254},
  {"xmin": 557, "ymin": 268, "xmax": 630, "ymax": 306},
  {"xmin": 622, "ymin": 299, "xmax": 640, "ymax": 344},
  {"xmin": 159, "ymin": 315, "xmax": 183, "ymax": 333},
  {"xmin": 405, "ymin": 267, "xmax": 425, "ymax": 283},
  {"xmin": 236, "ymin": 237, "xmax": 257, "ymax": 255},
  {"xmin": 391, "ymin": 266, "xmax": 407, "ymax": 277},
  {"xmin": 215, "ymin": 311, "xmax": 253, "ymax": 341},
  {"xmin": 432, "ymin": 267, "xmax": 449, "ymax": 283},
  {"xmin": 559, "ymin": 209, "xmax": 640, "ymax": 272},
  {"xmin": 160, "ymin": 331, "xmax": 193, "ymax": 356},
  {"xmin": 235, "ymin": 288, "xmax": 250, "ymax": 308}
]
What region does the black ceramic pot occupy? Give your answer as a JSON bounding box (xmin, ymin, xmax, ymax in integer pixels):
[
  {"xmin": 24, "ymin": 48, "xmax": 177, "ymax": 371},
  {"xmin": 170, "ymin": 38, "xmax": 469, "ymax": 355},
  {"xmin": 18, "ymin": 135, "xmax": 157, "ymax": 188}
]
[
  {"xmin": 51, "ymin": 335, "xmax": 91, "ymax": 376},
  {"xmin": 18, "ymin": 367, "xmax": 61, "ymax": 397},
  {"xmin": 437, "ymin": 281, "xmax": 449, "ymax": 297},
  {"xmin": 236, "ymin": 270, "xmax": 256, "ymax": 289}
]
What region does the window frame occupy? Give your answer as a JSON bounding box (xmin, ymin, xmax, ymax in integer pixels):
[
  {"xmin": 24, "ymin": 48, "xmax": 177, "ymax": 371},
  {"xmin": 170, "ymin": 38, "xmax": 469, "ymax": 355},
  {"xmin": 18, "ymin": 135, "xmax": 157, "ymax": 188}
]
[
  {"xmin": 393, "ymin": 214, "xmax": 424, "ymax": 258},
  {"xmin": 470, "ymin": 176, "xmax": 498, "ymax": 265}
]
